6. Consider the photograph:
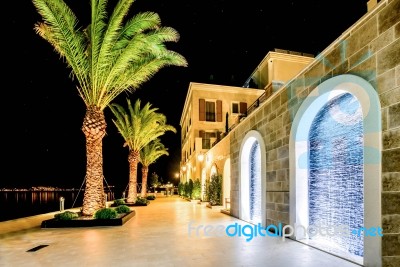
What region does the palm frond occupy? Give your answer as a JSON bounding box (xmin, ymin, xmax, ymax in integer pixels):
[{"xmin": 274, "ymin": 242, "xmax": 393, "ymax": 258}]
[
  {"xmin": 114, "ymin": 12, "xmax": 161, "ymax": 50},
  {"xmin": 33, "ymin": 0, "xmax": 90, "ymax": 98},
  {"xmin": 94, "ymin": 0, "xmax": 137, "ymax": 101}
]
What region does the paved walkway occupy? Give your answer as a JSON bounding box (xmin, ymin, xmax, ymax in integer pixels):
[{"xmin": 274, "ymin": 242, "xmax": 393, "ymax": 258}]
[{"xmin": 0, "ymin": 196, "xmax": 361, "ymax": 267}]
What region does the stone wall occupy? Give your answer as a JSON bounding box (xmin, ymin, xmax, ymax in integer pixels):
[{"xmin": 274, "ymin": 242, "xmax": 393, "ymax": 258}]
[{"xmin": 229, "ymin": 0, "xmax": 399, "ymax": 265}]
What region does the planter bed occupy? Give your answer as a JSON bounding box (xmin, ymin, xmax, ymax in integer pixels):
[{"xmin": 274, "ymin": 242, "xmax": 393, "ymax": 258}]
[
  {"xmin": 110, "ymin": 198, "xmax": 150, "ymax": 207},
  {"xmin": 41, "ymin": 210, "xmax": 135, "ymax": 228},
  {"xmin": 125, "ymin": 203, "xmax": 148, "ymax": 207}
]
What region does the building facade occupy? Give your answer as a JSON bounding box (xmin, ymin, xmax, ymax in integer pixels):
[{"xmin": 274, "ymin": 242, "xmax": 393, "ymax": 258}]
[
  {"xmin": 180, "ymin": 52, "xmax": 313, "ymax": 203},
  {"xmin": 179, "ymin": 82, "xmax": 264, "ymax": 184},
  {"xmin": 180, "ymin": 0, "xmax": 399, "ymax": 266}
]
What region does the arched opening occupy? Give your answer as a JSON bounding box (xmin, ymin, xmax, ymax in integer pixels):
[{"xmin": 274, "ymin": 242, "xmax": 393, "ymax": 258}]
[
  {"xmin": 201, "ymin": 168, "xmax": 206, "ymax": 201},
  {"xmin": 289, "ymin": 74, "xmax": 382, "ymax": 266},
  {"xmin": 210, "ymin": 165, "xmax": 217, "ymax": 178},
  {"xmin": 239, "ymin": 130, "xmax": 266, "ymax": 226},
  {"xmin": 223, "ymin": 159, "xmax": 231, "ymax": 210}
]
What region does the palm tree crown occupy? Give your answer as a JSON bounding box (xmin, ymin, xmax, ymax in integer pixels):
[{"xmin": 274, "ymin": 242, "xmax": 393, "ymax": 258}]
[
  {"xmin": 110, "ymin": 98, "xmax": 176, "ymax": 150},
  {"xmin": 33, "ymin": 0, "xmax": 187, "ymax": 109},
  {"xmin": 140, "ymin": 138, "xmax": 169, "ymax": 167}
]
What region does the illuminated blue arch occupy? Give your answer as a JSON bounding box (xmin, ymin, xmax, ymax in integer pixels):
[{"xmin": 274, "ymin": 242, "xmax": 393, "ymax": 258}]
[
  {"xmin": 239, "ymin": 130, "xmax": 266, "ymax": 226},
  {"xmin": 289, "ymin": 74, "xmax": 382, "ymax": 266}
]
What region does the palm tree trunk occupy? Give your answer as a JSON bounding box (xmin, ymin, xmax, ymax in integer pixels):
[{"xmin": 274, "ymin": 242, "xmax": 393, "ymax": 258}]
[
  {"xmin": 127, "ymin": 150, "xmax": 140, "ymax": 203},
  {"xmin": 81, "ymin": 106, "xmax": 107, "ymax": 216},
  {"xmin": 140, "ymin": 166, "xmax": 149, "ymax": 197}
]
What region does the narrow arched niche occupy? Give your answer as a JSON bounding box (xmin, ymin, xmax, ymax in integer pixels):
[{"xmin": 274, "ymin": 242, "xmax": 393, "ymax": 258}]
[{"xmin": 239, "ymin": 130, "xmax": 267, "ymax": 226}]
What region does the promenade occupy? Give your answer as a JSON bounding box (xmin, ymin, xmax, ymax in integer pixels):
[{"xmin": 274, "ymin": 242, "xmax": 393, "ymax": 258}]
[{"xmin": 0, "ymin": 196, "xmax": 361, "ymax": 267}]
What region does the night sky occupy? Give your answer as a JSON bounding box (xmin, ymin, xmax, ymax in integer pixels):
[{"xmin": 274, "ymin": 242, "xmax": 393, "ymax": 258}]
[{"xmin": 2, "ymin": 0, "xmax": 367, "ymax": 189}]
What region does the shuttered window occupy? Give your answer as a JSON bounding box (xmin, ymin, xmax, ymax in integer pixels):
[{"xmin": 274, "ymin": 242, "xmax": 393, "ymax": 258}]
[
  {"xmin": 216, "ymin": 100, "xmax": 222, "ymax": 122},
  {"xmin": 199, "ymin": 99, "xmax": 222, "ymax": 122},
  {"xmin": 240, "ymin": 102, "xmax": 247, "ymax": 114},
  {"xmin": 199, "ymin": 99, "xmax": 205, "ymax": 121},
  {"xmin": 199, "ymin": 130, "xmax": 205, "ymax": 138}
]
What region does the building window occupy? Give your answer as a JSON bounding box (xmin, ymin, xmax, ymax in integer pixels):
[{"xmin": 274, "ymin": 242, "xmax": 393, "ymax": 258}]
[
  {"xmin": 206, "ymin": 101, "xmax": 216, "ymax": 121},
  {"xmin": 200, "ymin": 131, "xmax": 217, "ymax": 149},
  {"xmin": 232, "ymin": 102, "xmax": 239, "ymax": 114},
  {"xmin": 199, "ymin": 99, "xmax": 222, "ymax": 122}
]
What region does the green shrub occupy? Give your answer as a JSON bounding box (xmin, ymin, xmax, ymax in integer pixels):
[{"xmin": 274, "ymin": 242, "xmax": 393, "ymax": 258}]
[
  {"xmin": 206, "ymin": 174, "xmax": 222, "ymax": 206},
  {"xmin": 113, "ymin": 198, "xmax": 125, "ymax": 205},
  {"xmin": 94, "ymin": 208, "xmax": 118, "ymax": 219},
  {"xmin": 188, "ymin": 179, "xmax": 194, "ymax": 198},
  {"xmin": 54, "ymin": 211, "xmax": 79, "ymax": 220},
  {"xmin": 203, "ymin": 179, "xmax": 210, "ymax": 202},
  {"xmin": 146, "ymin": 195, "xmax": 156, "ymax": 200},
  {"xmin": 115, "ymin": 205, "xmax": 131, "ymax": 213},
  {"xmin": 135, "ymin": 197, "xmax": 150, "ymax": 206},
  {"xmin": 183, "ymin": 179, "xmax": 194, "ymax": 198},
  {"xmin": 192, "ymin": 179, "xmax": 202, "ymax": 200},
  {"xmin": 178, "ymin": 182, "xmax": 184, "ymax": 196}
]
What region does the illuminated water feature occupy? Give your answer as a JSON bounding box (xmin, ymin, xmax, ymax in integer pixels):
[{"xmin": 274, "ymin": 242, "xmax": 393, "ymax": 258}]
[
  {"xmin": 249, "ymin": 142, "xmax": 261, "ymax": 223},
  {"xmin": 308, "ymin": 93, "xmax": 364, "ymax": 258}
]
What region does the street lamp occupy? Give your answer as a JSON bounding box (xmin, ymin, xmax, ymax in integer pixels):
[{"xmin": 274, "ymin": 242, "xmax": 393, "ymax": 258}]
[{"xmin": 197, "ymin": 152, "xmax": 204, "ymax": 162}]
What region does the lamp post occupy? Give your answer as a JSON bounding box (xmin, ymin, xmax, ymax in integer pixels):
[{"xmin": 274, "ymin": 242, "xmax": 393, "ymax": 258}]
[
  {"xmin": 181, "ymin": 165, "xmax": 187, "ymax": 183},
  {"xmin": 173, "ymin": 172, "xmax": 179, "ymax": 186}
]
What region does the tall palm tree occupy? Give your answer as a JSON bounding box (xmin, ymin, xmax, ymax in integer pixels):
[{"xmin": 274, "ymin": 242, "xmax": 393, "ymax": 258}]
[
  {"xmin": 139, "ymin": 138, "xmax": 169, "ymax": 197},
  {"xmin": 32, "ymin": 0, "xmax": 187, "ymax": 215},
  {"xmin": 109, "ymin": 98, "xmax": 176, "ymax": 203}
]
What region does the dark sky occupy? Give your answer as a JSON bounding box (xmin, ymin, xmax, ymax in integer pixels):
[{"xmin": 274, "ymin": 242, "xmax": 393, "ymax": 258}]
[{"xmin": 2, "ymin": 0, "xmax": 367, "ymax": 189}]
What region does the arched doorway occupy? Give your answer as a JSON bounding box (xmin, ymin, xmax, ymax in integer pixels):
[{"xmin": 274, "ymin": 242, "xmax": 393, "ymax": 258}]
[
  {"xmin": 289, "ymin": 74, "xmax": 381, "ymax": 266},
  {"xmin": 239, "ymin": 130, "xmax": 266, "ymax": 226}
]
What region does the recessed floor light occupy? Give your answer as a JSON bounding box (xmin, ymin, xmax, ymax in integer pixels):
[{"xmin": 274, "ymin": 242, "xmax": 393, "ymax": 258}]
[{"xmin": 26, "ymin": 245, "xmax": 49, "ymax": 252}]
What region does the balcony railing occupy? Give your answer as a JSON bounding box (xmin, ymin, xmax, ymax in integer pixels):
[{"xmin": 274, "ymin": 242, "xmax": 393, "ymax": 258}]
[
  {"xmin": 198, "ymin": 82, "xmax": 282, "ymax": 149},
  {"xmin": 218, "ymin": 84, "xmax": 276, "ymax": 147}
]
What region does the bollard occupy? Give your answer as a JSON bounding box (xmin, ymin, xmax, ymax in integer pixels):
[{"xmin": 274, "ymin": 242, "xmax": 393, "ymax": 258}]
[{"xmin": 59, "ymin": 197, "xmax": 65, "ymax": 212}]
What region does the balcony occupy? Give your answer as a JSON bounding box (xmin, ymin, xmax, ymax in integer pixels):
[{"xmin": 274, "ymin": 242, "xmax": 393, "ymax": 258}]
[{"xmin": 218, "ymin": 81, "xmax": 284, "ymax": 147}]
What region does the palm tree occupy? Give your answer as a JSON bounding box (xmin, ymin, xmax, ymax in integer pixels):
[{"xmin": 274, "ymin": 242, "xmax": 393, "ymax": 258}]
[
  {"xmin": 109, "ymin": 98, "xmax": 176, "ymax": 203},
  {"xmin": 139, "ymin": 138, "xmax": 169, "ymax": 197},
  {"xmin": 32, "ymin": 0, "xmax": 187, "ymax": 215}
]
